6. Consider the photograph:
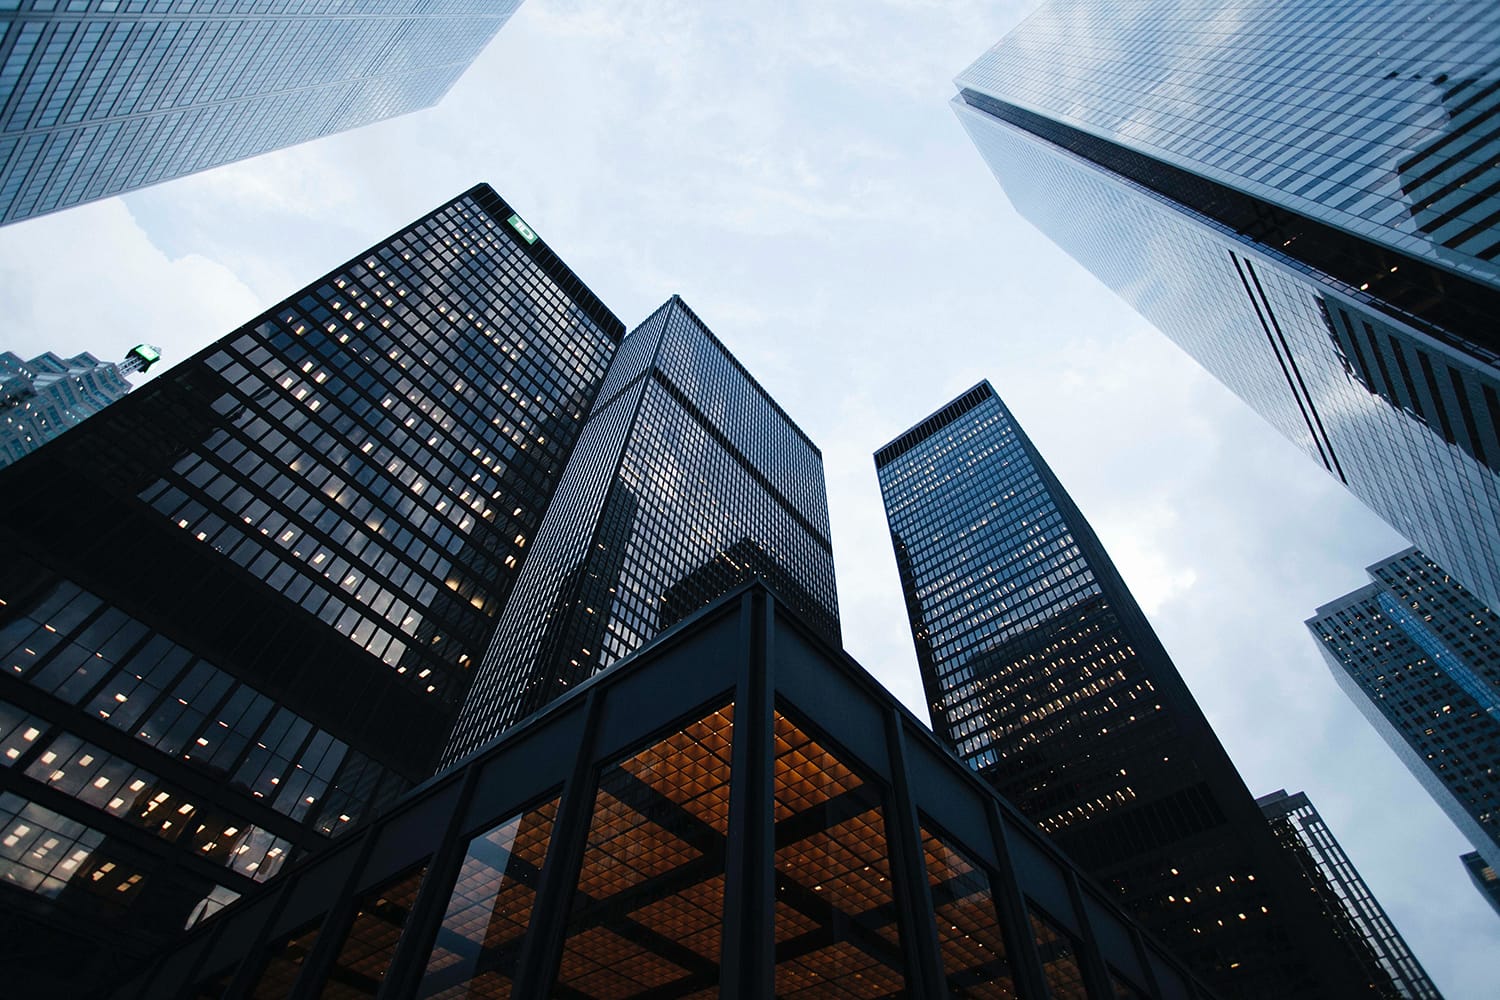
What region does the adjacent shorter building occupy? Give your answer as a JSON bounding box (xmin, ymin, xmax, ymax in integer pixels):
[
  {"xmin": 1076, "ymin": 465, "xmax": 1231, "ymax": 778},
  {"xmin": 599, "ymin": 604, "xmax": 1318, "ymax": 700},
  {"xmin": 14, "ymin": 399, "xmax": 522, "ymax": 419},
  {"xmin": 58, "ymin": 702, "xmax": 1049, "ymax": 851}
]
[
  {"xmin": 0, "ymin": 344, "xmax": 158, "ymax": 468},
  {"xmin": 877, "ymin": 382, "xmax": 1379, "ymax": 999},
  {"xmin": 0, "ymin": 183, "xmax": 624, "ymax": 994},
  {"xmin": 107, "ymin": 584, "xmax": 1212, "ymax": 999},
  {"xmin": 0, "ymin": 2, "xmax": 522, "ymax": 224},
  {"xmin": 444, "ymin": 295, "xmax": 840, "ymax": 764},
  {"xmin": 1256, "ymin": 789, "xmax": 1440, "ymax": 999},
  {"xmin": 1308, "ymin": 548, "xmax": 1500, "ymax": 912},
  {"xmin": 1461, "ymin": 851, "xmax": 1500, "ymax": 919}
]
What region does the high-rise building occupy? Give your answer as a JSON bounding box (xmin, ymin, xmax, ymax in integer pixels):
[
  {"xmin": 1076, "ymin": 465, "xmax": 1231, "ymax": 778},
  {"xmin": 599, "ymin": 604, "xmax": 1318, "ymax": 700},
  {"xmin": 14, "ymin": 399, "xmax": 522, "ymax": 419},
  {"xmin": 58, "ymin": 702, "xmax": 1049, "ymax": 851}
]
[
  {"xmin": 952, "ymin": 0, "xmax": 1500, "ymax": 610},
  {"xmin": 444, "ymin": 295, "xmax": 839, "ymax": 764},
  {"xmin": 876, "ymin": 381, "xmax": 1378, "ymax": 998},
  {"xmin": 1256, "ymin": 789, "xmax": 1441, "ymax": 999},
  {"xmin": 0, "ymin": 183, "xmax": 622, "ymax": 994},
  {"xmin": 108, "ymin": 584, "xmax": 1210, "ymax": 1000},
  {"xmin": 0, "ymin": 2, "xmax": 521, "ymax": 225},
  {"xmin": 0, "ymin": 343, "xmax": 159, "ymax": 467},
  {"xmin": 1461, "ymin": 851, "xmax": 1500, "ymax": 919},
  {"xmin": 1308, "ymin": 548, "xmax": 1500, "ymax": 884}
]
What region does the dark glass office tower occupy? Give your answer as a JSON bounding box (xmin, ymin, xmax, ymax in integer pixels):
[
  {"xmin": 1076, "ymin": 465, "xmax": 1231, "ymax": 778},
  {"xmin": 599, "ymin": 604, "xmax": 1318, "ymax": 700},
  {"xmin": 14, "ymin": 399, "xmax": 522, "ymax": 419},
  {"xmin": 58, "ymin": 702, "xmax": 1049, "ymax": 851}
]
[
  {"xmin": 0, "ymin": 183, "xmax": 622, "ymax": 994},
  {"xmin": 1308, "ymin": 548, "xmax": 1500, "ymax": 888},
  {"xmin": 876, "ymin": 382, "xmax": 1376, "ymax": 999},
  {"xmin": 0, "ymin": 1, "xmax": 521, "ymax": 224},
  {"xmin": 0, "ymin": 344, "xmax": 159, "ymax": 468},
  {"xmin": 1256, "ymin": 789, "xmax": 1441, "ymax": 999},
  {"xmin": 444, "ymin": 296, "xmax": 839, "ymax": 764},
  {"xmin": 953, "ymin": 0, "xmax": 1500, "ymax": 611}
]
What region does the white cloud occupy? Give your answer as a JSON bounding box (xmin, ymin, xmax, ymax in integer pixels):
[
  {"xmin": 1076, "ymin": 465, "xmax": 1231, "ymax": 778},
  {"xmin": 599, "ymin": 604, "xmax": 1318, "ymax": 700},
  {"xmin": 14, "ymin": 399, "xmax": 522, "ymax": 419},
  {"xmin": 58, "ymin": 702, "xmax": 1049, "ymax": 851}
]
[{"xmin": 0, "ymin": 198, "xmax": 262, "ymax": 374}]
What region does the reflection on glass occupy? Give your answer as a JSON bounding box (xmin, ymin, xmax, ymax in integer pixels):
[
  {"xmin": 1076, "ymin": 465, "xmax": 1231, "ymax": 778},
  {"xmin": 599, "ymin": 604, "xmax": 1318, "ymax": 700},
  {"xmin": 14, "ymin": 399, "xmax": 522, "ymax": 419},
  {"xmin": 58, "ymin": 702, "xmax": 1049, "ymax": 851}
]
[
  {"xmin": 772, "ymin": 709, "xmax": 906, "ymax": 996},
  {"xmin": 418, "ymin": 797, "xmax": 560, "ymax": 999},
  {"xmin": 0, "ymin": 790, "xmax": 146, "ymax": 904},
  {"xmin": 920, "ymin": 825, "xmax": 1017, "ymax": 997},
  {"xmin": 553, "ymin": 703, "xmax": 733, "ymax": 997},
  {"xmin": 1030, "ymin": 906, "xmax": 1088, "ymax": 999},
  {"xmin": 0, "ymin": 699, "xmax": 45, "ymax": 765},
  {"xmin": 249, "ymin": 921, "xmax": 322, "ymax": 999},
  {"xmin": 322, "ymin": 865, "xmax": 428, "ymax": 998}
]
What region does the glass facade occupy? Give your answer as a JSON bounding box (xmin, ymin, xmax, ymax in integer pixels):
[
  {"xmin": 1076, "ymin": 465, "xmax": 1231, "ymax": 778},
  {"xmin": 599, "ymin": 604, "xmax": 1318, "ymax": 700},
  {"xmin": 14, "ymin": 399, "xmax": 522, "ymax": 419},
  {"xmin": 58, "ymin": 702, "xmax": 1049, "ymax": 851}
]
[
  {"xmin": 1256, "ymin": 789, "xmax": 1440, "ymax": 999},
  {"xmin": 876, "ymin": 382, "xmax": 1381, "ymax": 999},
  {"xmin": 109, "ymin": 584, "xmax": 1207, "ymax": 999},
  {"xmin": 444, "ymin": 295, "xmax": 839, "ymax": 764},
  {"xmin": 1309, "ymin": 547, "xmax": 1500, "ymax": 875},
  {"xmin": 0, "ymin": 346, "xmax": 152, "ymax": 468},
  {"xmin": 0, "ymin": 183, "xmax": 623, "ymax": 994},
  {"xmin": 953, "ymin": 0, "xmax": 1500, "ymax": 614},
  {"xmin": 0, "ymin": 0, "xmax": 521, "ymax": 224}
]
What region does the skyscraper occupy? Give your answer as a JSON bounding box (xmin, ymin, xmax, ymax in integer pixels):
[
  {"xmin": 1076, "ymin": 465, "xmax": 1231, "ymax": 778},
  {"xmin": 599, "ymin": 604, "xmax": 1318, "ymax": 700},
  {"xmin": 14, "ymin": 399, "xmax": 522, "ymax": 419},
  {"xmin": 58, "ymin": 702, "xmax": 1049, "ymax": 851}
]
[
  {"xmin": 1256, "ymin": 789, "xmax": 1441, "ymax": 999},
  {"xmin": 0, "ymin": 2, "xmax": 521, "ymax": 225},
  {"xmin": 877, "ymin": 381, "xmax": 1377, "ymax": 998},
  {"xmin": 1308, "ymin": 548, "xmax": 1500, "ymax": 899},
  {"xmin": 952, "ymin": 0, "xmax": 1500, "ymax": 610},
  {"xmin": 0, "ymin": 343, "xmax": 159, "ymax": 467},
  {"xmin": 444, "ymin": 295, "xmax": 839, "ymax": 764},
  {"xmin": 0, "ymin": 183, "xmax": 622, "ymax": 994}
]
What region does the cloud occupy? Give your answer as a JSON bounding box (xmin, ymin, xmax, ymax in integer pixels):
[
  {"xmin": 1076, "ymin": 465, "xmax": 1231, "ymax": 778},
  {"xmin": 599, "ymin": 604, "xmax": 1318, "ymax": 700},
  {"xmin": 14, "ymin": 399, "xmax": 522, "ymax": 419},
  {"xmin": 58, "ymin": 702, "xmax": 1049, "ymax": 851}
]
[{"xmin": 0, "ymin": 199, "xmax": 263, "ymax": 376}]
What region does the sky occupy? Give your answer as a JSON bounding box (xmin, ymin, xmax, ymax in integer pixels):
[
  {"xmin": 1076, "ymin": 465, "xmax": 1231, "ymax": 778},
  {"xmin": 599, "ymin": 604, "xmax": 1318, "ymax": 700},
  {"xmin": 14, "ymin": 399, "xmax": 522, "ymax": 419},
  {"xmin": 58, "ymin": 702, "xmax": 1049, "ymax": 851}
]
[{"xmin": 0, "ymin": 1, "xmax": 1494, "ymax": 995}]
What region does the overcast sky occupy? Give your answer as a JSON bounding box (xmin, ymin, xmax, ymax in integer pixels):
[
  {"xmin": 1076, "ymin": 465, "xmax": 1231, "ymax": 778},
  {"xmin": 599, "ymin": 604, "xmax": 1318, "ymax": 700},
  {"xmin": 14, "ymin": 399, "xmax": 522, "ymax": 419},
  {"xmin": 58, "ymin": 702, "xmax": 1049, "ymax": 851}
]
[{"xmin": 0, "ymin": 1, "xmax": 1493, "ymax": 995}]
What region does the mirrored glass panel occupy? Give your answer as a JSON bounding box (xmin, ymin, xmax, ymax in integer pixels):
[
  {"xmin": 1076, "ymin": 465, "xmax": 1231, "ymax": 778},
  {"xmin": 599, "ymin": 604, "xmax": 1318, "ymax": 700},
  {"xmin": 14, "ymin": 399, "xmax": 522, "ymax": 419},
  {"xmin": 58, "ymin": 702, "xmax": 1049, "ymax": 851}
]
[
  {"xmin": 418, "ymin": 796, "xmax": 561, "ymax": 999},
  {"xmin": 920, "ymin": 824, "xmax": 1017, "ymax": 997},
  {"xmin": 553, "ymin": 703, "xmax": 733, "ymax": 997},
  {"xmin": 322, "ymin": 864, "xmax": 428, "ymax": 998},
  {"xmin": 772, "ymin": 709, "xmax": 906, "ymax": 996}
]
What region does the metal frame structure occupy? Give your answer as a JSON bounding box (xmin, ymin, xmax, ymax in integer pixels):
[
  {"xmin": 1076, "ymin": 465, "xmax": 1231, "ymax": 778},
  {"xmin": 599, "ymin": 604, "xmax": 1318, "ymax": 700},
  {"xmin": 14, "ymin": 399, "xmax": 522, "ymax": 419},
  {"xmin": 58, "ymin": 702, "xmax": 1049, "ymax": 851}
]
[{"xmin": 113, "ymin": 583, "xmax": 1214, "ymax": 999}]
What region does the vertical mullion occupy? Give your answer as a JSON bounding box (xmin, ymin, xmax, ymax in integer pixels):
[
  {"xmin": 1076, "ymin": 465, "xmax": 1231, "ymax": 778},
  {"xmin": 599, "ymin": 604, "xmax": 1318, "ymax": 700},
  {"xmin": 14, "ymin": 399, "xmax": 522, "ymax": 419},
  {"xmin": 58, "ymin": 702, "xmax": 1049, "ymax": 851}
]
[
  {"xmin": 285, "ymin": 817, "xmax": 387, "ymax": 1000},
  {"xmin": 720, "ymin": 588, "xmax": 775, "ymax": 998},
  {"xmin": 509, "ymin": 687, "xmax": 605, "ymax": 995},
  {"xmin": 372, "ymin": 764, "xmax": 483, "ymax": 999},
  {"xmin": 984, "ymin": 799, "xmax": 1051, "ymax": 1000},
  {"xmin": 884, "ymin": 712, "xmax": 949, "ymax": 998},
  {"xmin": 1126, "ymin": 925, "xmax": 1167, "ymax": 999},
  {"xmin": 1063, "ymin": 871, "xmax": 1117, "ymax": 999}
]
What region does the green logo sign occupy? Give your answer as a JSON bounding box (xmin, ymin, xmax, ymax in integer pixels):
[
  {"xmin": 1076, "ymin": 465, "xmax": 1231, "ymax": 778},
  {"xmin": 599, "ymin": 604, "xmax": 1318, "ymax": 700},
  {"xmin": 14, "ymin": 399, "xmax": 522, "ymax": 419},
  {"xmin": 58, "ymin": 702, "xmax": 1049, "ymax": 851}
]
[
  {"xmin": 131, "ymin": 344, "xmax": 161, "ymax": 363},
  {"xmin": 507, "ymin": 214, "xmax": 538, "ymax": 245}
]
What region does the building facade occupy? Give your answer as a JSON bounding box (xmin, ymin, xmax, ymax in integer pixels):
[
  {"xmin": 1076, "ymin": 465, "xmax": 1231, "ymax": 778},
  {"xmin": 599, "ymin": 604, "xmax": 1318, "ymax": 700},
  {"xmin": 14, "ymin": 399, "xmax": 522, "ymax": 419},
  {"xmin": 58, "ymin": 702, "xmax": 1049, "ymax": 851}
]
[
  {"xmin": 0, "ymin": 183, "xmax": 622, "ymax": 994},
  {"xmin": 0, "ymin": 343, "xmax": 158, "ymax": 467},
  {"xmin": 1308, "ymin": 548, "xmax": 1500, "ymax": 893},
  {"xmin": 1256, "ymin": 789, "xmax": 1441, "ymax": 999},
  {"xmin": 444, "ymin": 296, "xmax": 839, "ymax": 764},
  {"xmin": 953, "ymin": 0, "xmax": 1500, "ymax": 611},
  {"xmin": 876, "ymin": 382, "xmax": 1378, "ymax": 999},
  {"xmin": 110, "ymin": 584, "xmax": 1212, "ymax": 1000},
  {"xmin": 1460, "ymin": 851, "xmax": 1500, "ymax": 919},
  {"xmin": 0, "ymin": 1, "xmax": 520, "ymax": 224}
]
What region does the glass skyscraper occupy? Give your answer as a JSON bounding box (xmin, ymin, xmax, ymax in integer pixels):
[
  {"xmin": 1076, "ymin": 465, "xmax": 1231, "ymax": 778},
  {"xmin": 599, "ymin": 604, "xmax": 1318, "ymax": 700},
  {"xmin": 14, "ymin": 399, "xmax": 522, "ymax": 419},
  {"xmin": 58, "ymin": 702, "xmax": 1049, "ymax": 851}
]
[
  {"xmin": 1308, "ymin": 547, "xmax": 1500, "ymax": 911},
  {"xmin": 953, "ymin": 0, "xmax": 1500, "ymax": 611},
  {"xmin": 444, "ymin": 296, "xmax": 839, "ymax": 765},
  {"xmin": 1256, "ymin": 789, "xmax": 1440, "ymax": 999},
  {"xmin": 0, "ymin": 1, "xmax": 520, "ymax": 224},
  {"xmin": 0, "ymin": 343, "xmax": 158, "ymax": 467},
  {"xmin": 0, "ymin": 183, "xmax": 622, "ymax": 994},
  {"xmin": 877, "ymin": 381, "xmax": 1378, "ymax": 999}
]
